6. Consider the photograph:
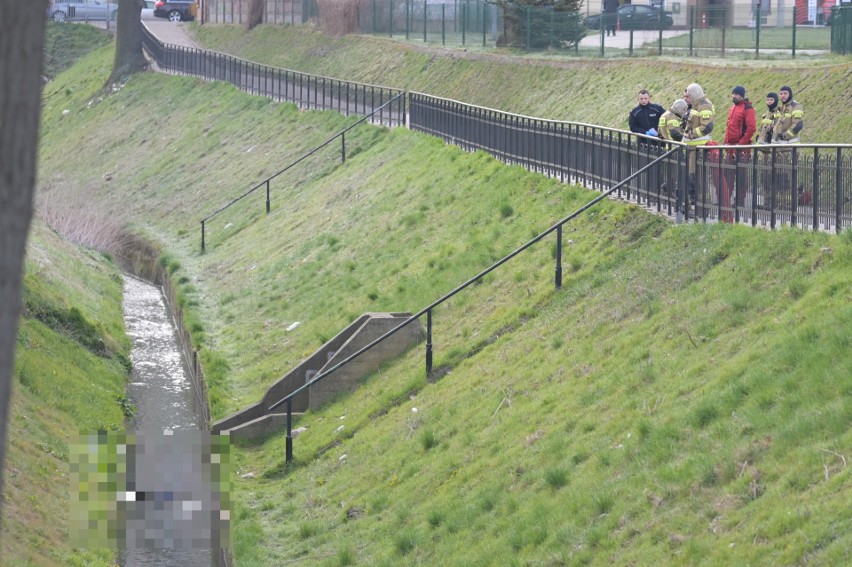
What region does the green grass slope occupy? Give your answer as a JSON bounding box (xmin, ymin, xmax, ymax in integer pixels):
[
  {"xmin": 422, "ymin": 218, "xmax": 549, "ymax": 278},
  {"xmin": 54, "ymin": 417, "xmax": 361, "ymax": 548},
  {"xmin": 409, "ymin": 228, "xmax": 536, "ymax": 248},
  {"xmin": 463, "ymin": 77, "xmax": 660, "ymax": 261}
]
[
  {"xmin": 28, "ymin": 32, "xmax": 852, "ymax": 565},
  {"xmin": 1, "ymin": 221, "xmax": 130, "ymax": 566},
  {"xmin": 190, "ymin": 24, "xmax": 852, "ymax": 143},
  {"xmin": 43, "ymin": 22, "xmax": 113, "ymax": 80}
]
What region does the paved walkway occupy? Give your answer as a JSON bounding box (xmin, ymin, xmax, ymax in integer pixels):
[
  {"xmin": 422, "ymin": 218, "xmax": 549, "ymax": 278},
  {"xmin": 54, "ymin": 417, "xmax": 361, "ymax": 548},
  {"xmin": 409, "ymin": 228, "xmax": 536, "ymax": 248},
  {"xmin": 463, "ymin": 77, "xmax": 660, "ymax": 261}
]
[
  {"xmin": 142, "ymin": 12, "xmax": 199, "ymax": 48},
  {"xmin": 579, "ymin": 28, "xmax": 684, "ymax": 49},
  {"xmin": 577, "ymin": 27, "xmax": 827, "ymax": 55}
]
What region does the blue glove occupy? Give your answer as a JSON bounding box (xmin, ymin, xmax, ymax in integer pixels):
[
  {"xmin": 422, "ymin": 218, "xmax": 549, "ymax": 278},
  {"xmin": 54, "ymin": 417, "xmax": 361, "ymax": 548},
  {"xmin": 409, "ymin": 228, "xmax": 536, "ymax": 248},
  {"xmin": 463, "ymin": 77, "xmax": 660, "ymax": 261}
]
[{"xmin": 646, "ymin": 128, "xmax": 658, "ymax": 137}]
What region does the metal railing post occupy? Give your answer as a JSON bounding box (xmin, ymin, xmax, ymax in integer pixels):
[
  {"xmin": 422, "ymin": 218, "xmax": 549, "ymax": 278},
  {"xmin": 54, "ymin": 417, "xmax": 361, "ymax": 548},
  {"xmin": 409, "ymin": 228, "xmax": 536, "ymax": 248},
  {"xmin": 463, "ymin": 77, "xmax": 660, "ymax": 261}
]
[
  {"xmin": 755, "ymin": 6, "xmax": 761, "ymax": 59},
  {"xmin": 425, "ymin": 308, "xmax": 433, "ymax": 375},
  {"xmin": 792, "ymin": 7, "xmax": 797, "ymax": 59},
  {"xmin": 689, "ymin": 6, "xmax": 694, "ymax": 57},
  {"xmin": 201, "ymin": 220, "xmax": 206, "ymax": 252},
  {"xmin": 555, "ymin": 225, "xmax": 563, "ymax": 290},
  {"xmin": 836, "ymin": 147, "xmax": 842, "ymax": 232},
  {"xmin": 770, "ymin": 148, "xmax": 777, "ymax": 228},
  {"xmin": 425, "ymin": 0, "xmax": 428, "ymax": 42},
  {"xmin": 442, "ymin": 4, "xmax": 446, "ymax": 45},
  {"xmin": 266, "ymin": 180, "xmax": 271, "ymax": 213},
  {"xmin": 791, "ymin": 148, "xmax": 799, "ymax": 227},
  {"xmin": 812, "ymin": 147, "xmax": 819, "ymax": 231},
  {"xmin": 341, "ymin": 132, "xmax": 346, "ymax": 162},
  {"xmin": 483, "ymin": 2, "xmax": 487, "ymax": 47},
  {"xmin": 285, "ymin": 398, "xmax": 293, "ymax": 462},
  {"xmin": 463, "ymin": 2, "xmax": 467, "ymax": 46}
]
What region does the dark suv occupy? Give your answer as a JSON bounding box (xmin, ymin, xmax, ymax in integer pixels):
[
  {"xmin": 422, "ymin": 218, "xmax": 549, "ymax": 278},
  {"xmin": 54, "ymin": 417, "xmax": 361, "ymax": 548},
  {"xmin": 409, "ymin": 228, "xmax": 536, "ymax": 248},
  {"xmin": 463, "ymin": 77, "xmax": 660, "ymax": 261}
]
[{"xmin": 153, "ymin": 0, "xmax": 195, "ymax": 22}]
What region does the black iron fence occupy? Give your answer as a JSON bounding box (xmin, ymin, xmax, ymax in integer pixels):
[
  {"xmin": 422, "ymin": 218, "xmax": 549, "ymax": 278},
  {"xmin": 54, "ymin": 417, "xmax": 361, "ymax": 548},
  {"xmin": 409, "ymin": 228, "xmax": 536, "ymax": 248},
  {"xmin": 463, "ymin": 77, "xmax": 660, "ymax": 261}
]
[
  {"xmin": 832, "ymin": 6, "xmax": 852, "ymax": 54},
  {"xmin": 203, "ymin": 0, "xmax": 313, "ymax": 24},
  {"xmin": 139, "ymin": 27, "xmax": 851, "ymax": 234},
  {"xmin": 409, "ymin": 92, "xmax": 852, "ymax": 233},
  {"xmin": 205, "ymin": 1, "xmax": 836, "ymax": 57},
  {"xmin": 141, "ymin": 26, "xmax": 405, "ymax": 125}
]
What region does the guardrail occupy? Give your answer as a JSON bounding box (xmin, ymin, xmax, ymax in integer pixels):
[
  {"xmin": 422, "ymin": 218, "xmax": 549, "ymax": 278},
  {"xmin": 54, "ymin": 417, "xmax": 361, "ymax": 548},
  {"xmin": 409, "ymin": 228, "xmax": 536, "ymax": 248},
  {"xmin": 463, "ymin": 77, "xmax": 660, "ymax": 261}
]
[
  {"xmin": 409, "ymin": 92, "xmax": 852, "ymax": 233},
  {"xmin": 199, "ymin": 93, "xmax": 405, "ymax": 252},
  {"xmin": 140, "ymin": 26, "xmax": 405, "ymax": 125}
]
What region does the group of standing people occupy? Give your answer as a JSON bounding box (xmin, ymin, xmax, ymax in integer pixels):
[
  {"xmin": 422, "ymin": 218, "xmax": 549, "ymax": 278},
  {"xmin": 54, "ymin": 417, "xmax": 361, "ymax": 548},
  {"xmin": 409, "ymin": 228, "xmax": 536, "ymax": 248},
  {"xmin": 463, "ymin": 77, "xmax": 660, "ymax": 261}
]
[
  {"xmin": 628, "ymin": 84, "xmax": 803, "ymax": 149},
  {"xmin": 628, "ymin": 84, "xmax": 805, "ymax": 209}
]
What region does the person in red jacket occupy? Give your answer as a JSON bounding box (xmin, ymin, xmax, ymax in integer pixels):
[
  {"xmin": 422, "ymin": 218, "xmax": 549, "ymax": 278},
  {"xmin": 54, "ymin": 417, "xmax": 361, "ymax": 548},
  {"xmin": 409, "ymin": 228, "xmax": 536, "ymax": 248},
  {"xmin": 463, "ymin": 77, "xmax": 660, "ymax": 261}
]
[
  {"xmin": 724, "ymin": 85, "xmax": 757, "ymax": 149},
  {"xmin": 723, "ymin": 86, "xmax": 756, "ymax": 216}
]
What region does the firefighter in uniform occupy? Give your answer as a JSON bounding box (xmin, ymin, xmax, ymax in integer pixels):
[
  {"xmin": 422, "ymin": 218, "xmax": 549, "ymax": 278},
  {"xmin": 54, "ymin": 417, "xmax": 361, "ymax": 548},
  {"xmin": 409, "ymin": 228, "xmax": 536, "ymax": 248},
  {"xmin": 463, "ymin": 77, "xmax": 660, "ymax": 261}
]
[
  {"xmin": 754, "ymin": 92, "xmax": 780, "ymax": 148},
  {"xmin": 753, "ymin": 92, "xmax": 780, "ymax": 206},
  {"xmin": 682, "ymin": 83, "xmax": 715, "ymax": 210},
  {"xmin": 658, "ymin": 99, "xmax": 688, "ymax": 142},
  {"xmin": 772, "ymin": 85, "xmax": 803, "ymax": 144},
  {"xmin": 771, "ymin": 85, "xmax": 806, "ymax": 203},
  {"xmin": 657, "ymin": 99, "xmax": 689, "ymax": 203}
]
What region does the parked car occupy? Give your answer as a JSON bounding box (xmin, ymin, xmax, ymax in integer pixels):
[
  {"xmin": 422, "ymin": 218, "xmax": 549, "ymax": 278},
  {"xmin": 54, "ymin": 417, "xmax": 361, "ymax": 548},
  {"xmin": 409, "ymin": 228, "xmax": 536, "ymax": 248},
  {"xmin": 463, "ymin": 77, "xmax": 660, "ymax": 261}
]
[
  {"xmin": 584, "ymin": 4, "xmax": 674, "ymax": 30},
  {"xmin": 48, "ymin": 0, "xmax": 118, "ymax": 22},
  {"xmin": 153, "ymin": 0, "xmax": 196, "ymax": 22}
]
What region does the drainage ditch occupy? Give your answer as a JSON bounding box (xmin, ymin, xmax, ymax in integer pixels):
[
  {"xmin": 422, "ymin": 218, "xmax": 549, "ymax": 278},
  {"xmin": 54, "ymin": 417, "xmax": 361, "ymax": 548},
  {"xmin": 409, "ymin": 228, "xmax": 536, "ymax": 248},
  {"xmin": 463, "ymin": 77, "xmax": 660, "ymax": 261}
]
[{"xmin": 114, "ymin": 239, "xmax": 225, "ymax": 566}]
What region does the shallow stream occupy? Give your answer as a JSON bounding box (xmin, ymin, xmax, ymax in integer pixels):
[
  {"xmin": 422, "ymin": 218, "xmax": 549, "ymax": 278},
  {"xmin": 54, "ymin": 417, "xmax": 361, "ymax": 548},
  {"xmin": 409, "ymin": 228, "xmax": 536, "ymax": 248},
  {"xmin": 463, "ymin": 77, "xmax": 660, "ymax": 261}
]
[{"xmin": 118, "ymin": 274, "xmax": 216, "ymax": 567}]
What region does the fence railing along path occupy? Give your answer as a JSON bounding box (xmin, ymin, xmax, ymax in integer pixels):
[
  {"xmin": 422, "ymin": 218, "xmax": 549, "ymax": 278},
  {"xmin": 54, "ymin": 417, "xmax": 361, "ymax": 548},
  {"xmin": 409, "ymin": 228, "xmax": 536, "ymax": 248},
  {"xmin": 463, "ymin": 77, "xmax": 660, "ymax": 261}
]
[
  {"xmin": 200, "ymin": 1, "xmax": 850, "ymax": 57},
  {"xmin": 141, "ymin": 26, "xmax": 405, "ymax": 125},
  {"xmin": 409, "ymin": 92, "xmax": 852, "ymax": 234},
  {"xmin": 141, "ymin": 25, "xmax": 852, "ymax": 235}
]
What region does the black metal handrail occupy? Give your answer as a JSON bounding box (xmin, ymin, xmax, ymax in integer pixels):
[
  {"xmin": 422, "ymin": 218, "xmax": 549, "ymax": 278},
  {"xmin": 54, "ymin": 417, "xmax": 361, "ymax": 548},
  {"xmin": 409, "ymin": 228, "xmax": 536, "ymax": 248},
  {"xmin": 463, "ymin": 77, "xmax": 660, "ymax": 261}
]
[
  {"xmin": 199, "ymin": 93, "xmax": 405, "ymax": 251},
  {"xmin": 408, "ymin": 92, "xmax": 852, "ymax": 234},
  {"xmin": 268, "ymin": 146, "xmax": 681, "ymax": 462},
  {"xmin": 140, "ymin": 24, "xmax": 405, "ymax": 125},
  {"xmin": 139, "ymin": 27, "xmax": 851, "ymax": 234}
]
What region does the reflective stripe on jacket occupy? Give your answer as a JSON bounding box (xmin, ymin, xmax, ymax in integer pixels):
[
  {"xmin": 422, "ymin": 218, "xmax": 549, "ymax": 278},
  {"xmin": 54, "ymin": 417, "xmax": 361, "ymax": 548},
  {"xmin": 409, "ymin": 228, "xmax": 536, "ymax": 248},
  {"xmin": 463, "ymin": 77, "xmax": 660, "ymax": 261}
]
[
  {"xmin": 772, "ymin": 100, "xmax": 803, "ymax": 143},
  {"xmin": 754, "ymin": 109, "xmax": 778, "ymax": 145},
  {"xmin": 658, "ymin": 110, "xmax": 683, "ymax": 141},
  {"xmin": 684, "ymin": 98, "xmax": 714, "ymax": 146}
]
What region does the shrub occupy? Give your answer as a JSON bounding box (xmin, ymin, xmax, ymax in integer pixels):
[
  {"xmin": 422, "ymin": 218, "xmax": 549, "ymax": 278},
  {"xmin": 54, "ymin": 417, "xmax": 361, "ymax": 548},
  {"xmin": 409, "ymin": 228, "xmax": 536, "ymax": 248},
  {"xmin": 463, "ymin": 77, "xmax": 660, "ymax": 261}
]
[{"xmin": 496, "ymin": 0, "xmax": 586, "ymax": 50}]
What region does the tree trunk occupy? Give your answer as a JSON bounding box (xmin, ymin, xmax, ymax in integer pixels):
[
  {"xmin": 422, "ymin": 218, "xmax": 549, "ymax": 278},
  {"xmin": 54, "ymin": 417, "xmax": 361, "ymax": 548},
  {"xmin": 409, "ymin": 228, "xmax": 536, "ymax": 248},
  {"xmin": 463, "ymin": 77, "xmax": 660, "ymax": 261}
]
[
  {"xmin": 247, "ymin": 0, "xmax": 266, "ymax": 30},
  {"xmin": 0, "ymin": 0, "xmax": 46, "ymax": 528},
  {"xmin": 109, "ymin": 0, "xmax": 147, "ymax": 84}
]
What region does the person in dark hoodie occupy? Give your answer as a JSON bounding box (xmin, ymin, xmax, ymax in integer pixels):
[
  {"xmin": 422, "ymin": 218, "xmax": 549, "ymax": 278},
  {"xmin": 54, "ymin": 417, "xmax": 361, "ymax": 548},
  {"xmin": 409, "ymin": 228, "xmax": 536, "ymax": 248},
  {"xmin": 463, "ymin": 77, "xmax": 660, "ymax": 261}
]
[
  {"xmin": 754, "ymin": 92, "xmax": 780, "ymax": 207},
  {"xmin": 772, "ymin": 85, "xmax": 809, "ymax": 204},
  {"xmin": 754, "ymin": 92, "xmax": 780, "ymax": 148},
  {"xmin": 603, "ymin": 0, "xmax": 620, "ymax": 37},
  {"xmin": 772, "ymin": 85, "xmax": 803, "ymax": 144}
]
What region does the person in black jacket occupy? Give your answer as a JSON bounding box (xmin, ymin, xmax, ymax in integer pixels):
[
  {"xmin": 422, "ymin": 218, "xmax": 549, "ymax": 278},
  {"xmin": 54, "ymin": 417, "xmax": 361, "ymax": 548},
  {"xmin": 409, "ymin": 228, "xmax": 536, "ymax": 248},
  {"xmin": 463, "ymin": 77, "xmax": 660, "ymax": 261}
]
[
  {"xmin": 603, "ymin": 0, "xmax": 620, "ymax": 37},
  {"xmin": 628, "ymin": 89, "xmax": 665, "ymax": 137},
  {"xmin": 628, "ymin": 90, "xmax": 665, "ymax": 191}
]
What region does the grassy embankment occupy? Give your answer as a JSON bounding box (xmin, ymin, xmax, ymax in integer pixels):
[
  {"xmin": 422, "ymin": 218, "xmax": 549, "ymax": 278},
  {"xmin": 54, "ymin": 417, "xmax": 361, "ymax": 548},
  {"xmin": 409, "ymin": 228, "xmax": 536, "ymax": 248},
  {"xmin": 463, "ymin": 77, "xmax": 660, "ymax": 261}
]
[
  {"xmin": 1, "ymin": 220, "xmax": 130, "ymax": 567},
  {"xmin": 9, "ymin": 24, "xmax": 852, "ymax": 565},
  {"xmin": 190, "ymin": 24, "xmax": 852, "ymax": 143}
]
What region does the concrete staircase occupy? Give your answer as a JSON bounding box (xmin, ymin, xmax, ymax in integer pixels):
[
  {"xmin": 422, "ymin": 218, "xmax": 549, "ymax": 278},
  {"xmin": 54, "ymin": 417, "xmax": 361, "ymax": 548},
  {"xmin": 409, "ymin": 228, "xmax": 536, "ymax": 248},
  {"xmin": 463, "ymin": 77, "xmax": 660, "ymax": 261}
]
[{"xmin": 212, "ymin": 312, "xmax": 423, "ymax": 440}]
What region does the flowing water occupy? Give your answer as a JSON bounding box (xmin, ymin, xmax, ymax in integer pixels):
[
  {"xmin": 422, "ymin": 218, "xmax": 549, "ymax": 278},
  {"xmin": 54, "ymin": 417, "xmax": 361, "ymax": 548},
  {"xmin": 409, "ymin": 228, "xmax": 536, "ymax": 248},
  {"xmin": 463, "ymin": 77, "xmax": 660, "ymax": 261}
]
[{"xmin": 118, "ymin": 274, "xmax": 217, "ymax": 567}]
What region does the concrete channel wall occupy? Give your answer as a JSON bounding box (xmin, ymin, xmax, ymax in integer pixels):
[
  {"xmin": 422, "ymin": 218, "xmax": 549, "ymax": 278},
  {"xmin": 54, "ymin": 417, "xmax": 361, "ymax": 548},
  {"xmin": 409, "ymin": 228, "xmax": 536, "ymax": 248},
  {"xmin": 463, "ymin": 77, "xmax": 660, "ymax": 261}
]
[{"xmin": 213, "ymin": 313, "xmax": 423, "ymax": 440}]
